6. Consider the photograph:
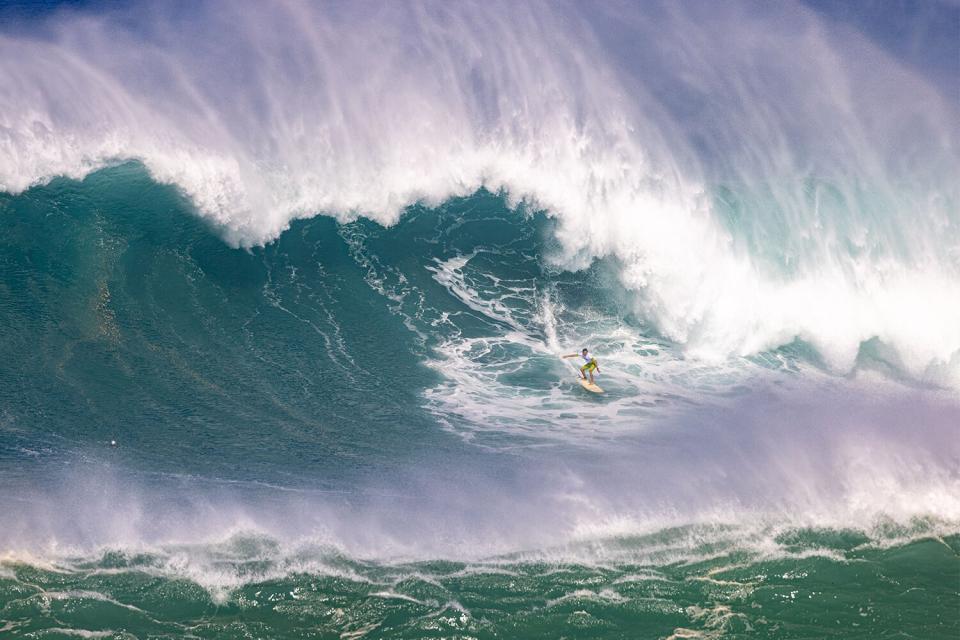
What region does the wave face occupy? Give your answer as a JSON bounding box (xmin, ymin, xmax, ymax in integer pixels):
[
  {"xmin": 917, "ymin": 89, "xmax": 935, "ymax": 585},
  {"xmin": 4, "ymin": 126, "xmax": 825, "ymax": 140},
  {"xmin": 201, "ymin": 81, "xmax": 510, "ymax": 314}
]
[
  {"xmin": 1, "ymin": 164, "xmax": 958, "ymax": 638},
  {"xmin": 1, "ymin": 1, "xmax": 959, "ymax": 638}
]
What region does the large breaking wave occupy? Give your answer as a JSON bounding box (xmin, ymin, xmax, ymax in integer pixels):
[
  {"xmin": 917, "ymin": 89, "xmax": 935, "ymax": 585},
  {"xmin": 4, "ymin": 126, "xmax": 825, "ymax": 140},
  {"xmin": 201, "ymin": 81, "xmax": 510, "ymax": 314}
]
[
  {"xmin": 1, "ymin": 3, "xmax": 959, "ymax": 636},
  {"xmin": 1, "ymin": 0, "xmax": 958, "ymax": 382}
]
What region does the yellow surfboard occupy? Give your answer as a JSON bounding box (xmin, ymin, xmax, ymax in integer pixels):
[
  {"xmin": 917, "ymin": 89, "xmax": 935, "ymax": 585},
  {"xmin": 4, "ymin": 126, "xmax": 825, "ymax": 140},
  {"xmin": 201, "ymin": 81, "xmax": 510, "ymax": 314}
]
[{"xmin": 578, "ymin": 377, "xmax": 604, "ymax": 393}]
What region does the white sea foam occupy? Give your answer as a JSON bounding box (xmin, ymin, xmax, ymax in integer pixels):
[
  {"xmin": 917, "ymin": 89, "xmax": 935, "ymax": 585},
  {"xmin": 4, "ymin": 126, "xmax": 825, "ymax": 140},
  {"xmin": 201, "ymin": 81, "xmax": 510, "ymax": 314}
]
[
  {"xmin": 1, "ymin": 474, "xmax": 955, "ymax": 603},
  {"xmin": 0, "ymin": 1, "xmax": 956, "ymax": 381},
  {"xmin": 545, "ymin": 588, "xmax": 627, "ymax": 608},
  {"xmin": 420, "ymin": 252, "xmax": 831, "ymax": 445},
  {"xmin": 369, "ymin": 591, "xmax": 432, "ymax": 606},
  {"xmin": 40, "ymin": 630, "xmax": 116, "ymax": 639}
]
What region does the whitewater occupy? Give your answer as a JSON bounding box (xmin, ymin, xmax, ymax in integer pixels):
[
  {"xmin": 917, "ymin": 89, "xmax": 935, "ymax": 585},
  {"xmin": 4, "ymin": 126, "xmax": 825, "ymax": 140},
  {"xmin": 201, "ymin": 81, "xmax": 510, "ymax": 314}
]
[{"xmin": 0, "ymin": 1, "xmax": 958, "ymax": 638}]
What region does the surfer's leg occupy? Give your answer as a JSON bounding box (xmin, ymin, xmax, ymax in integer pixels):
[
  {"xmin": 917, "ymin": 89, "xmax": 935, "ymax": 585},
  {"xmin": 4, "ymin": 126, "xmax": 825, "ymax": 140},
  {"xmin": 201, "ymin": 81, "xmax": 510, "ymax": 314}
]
[{"xmin": 583, "ymin": 362, "xmax": 596, "ymax": 383}]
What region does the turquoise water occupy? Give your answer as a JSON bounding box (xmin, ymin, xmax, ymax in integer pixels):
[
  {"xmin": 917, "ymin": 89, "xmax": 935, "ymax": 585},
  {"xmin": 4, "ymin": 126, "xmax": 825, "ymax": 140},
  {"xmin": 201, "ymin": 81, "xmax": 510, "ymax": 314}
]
[{"xmin": 1, "ymin": 165, "xmax": 957, "ymax": 639}]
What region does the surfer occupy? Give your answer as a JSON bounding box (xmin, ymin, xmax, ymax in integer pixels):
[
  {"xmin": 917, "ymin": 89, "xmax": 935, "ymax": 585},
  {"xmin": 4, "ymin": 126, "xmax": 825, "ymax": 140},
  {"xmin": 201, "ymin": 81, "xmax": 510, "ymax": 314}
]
[{"xmin": 563, "ymin": 348, "xmax": 600, "ymax": 384}]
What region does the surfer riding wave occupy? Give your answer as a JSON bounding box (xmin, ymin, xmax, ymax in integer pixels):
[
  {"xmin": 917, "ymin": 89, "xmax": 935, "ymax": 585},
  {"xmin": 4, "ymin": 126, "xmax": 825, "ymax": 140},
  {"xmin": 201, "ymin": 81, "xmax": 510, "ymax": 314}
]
[{"xmin": 564, "ymin": 348, "xmax": 600, "ymax": 384}]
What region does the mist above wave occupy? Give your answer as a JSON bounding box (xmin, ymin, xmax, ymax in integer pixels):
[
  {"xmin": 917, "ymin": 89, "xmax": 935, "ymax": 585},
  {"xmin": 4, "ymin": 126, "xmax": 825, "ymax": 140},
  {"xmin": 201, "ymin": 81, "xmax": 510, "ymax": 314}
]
[{"xmin": 2, "ymin": 381, "xmax": 957, "ymax": 567}]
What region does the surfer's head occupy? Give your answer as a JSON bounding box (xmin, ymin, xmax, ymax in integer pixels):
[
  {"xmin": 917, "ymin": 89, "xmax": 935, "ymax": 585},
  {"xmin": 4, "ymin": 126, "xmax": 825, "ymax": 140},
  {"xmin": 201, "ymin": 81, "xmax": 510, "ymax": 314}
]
[{"xmin": 582, "ymin": 348, "xmax": 588, "ymax": 355}]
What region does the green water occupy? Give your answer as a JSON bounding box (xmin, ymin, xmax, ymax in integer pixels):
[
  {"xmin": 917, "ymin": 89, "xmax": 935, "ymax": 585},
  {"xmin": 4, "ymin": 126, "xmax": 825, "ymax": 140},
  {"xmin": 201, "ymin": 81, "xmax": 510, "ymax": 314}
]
[{"xmin": 2, "ymin": 529, "xmax": 957, "ymax": 639}]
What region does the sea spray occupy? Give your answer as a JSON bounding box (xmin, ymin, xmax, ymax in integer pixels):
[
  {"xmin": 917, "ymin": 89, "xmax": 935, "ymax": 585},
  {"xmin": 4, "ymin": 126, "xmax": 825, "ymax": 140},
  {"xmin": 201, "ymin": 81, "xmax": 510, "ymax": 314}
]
[{"xmin": 1, "ymin": 1, "xmax": 957, "ymax": 375}]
